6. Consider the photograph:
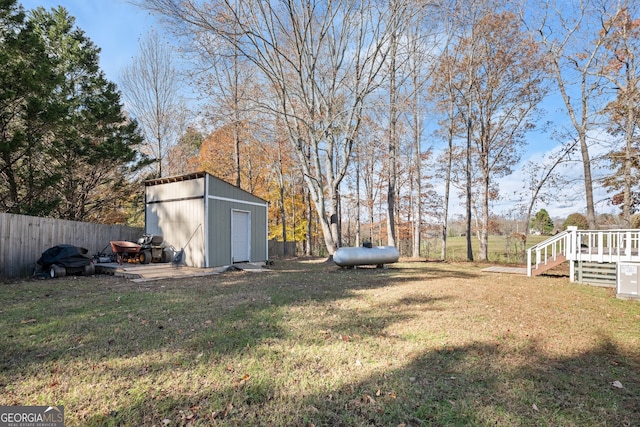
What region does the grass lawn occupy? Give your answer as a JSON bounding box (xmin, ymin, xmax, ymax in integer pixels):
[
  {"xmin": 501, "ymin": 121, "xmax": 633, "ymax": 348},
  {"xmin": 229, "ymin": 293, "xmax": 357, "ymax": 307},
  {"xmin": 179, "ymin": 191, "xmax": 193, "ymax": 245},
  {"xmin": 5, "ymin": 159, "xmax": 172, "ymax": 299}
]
[{"xmin": 1, "ymin": 259, "xmax": 639, "ymax": 426}]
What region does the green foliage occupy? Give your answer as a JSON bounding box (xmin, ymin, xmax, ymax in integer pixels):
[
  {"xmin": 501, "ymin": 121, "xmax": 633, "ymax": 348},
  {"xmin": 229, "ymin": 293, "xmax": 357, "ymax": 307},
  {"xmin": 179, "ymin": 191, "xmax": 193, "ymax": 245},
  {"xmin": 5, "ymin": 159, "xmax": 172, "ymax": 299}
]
[
  {"xmin": 164, "ymin": 127, "xmax": 205, "ymax": 176},
  {"xmin": 0, "ymin": 2, "xmax": 147, "ymax": 223},
  {"xmin": 530, "ymin": 208, "xmax": 554, "ymax": 235},
  {"xmin": 177, "ymin": 127, "xmax": 204, "ymax": 153},
  {"xmin": 0, "ymin": 0, "xmax": 62, "ymax": 216},
  {"xmin": 563, "ymin": 213, "xmax": 589, "ymax": 230}
]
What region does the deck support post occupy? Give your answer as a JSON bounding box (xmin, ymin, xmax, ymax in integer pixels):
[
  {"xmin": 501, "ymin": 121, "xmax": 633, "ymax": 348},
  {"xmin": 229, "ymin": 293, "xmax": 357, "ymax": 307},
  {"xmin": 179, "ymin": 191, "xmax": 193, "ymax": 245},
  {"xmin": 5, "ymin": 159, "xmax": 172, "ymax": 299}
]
[{"xmin": 569, "ymin": 260, "xmax": 575, "ymax": 282}]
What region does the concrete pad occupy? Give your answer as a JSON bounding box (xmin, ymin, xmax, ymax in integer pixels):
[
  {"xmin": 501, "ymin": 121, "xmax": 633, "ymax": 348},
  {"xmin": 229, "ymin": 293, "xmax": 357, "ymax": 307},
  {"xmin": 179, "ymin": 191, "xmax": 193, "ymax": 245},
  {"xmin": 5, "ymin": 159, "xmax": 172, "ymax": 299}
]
[
  {"xmin": 94, "ymin": 261, "xmax": 270, "ymax": 281},
  {"xmin": 482, "ymin": 266, "xmax": 527, "ymax": 275},
  {"xmin": 231, "ymin": 262, "xmax": 271, "ymax": 272}
]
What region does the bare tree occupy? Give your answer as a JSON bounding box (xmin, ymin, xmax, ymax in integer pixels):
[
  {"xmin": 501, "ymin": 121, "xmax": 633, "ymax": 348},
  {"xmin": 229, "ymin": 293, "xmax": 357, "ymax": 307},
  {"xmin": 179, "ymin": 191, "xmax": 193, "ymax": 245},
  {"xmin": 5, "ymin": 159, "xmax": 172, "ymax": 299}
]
[
  {"xmin": 427, "ymin": 7, "xmax": 459, "ymax": 260},
  {"xmin": 439, "ymin": 7, "xmax": 549, "ymax": 261},
  {"xmin": 431, "ymin": 67, "xmax": 460, "ymax": 259},
  {"xmin": 356, "ymin": 115, "xmax": 386, "ymax": 245},
  {"xmin": 378, "ymin": 0, "xmax": 443, "ymax": 255},
  {"xmin": 598, "ymin": 4, "xmax": 640, "ymax": 225},
  {"xmin": 120, "ymin": 30, "xmax": 187, "ymax": 178},
  {"xmin": 518, "ymin": 140, "xmax": 577, "ymax": 239},
  {"xmin": 385, "ymin": 0, "xmax": 408, "ymax": 248},
  {"xmin": 186, "ymin": 21, "xmax": 260, "ymax": 188},
  {"xmin": 404, "ymin": 2, "xmax": 443, "ymax": 258},
  {"xmin": 530, "ymin": 0, "xmax": 625, "ymax": 229},
  {"xmin": 432, "ymin": 2, "xmax": 483, "ymax": 262},
  {"xmin": 137, "ymin": 0, "xmax": 390, "ymax": 256}
]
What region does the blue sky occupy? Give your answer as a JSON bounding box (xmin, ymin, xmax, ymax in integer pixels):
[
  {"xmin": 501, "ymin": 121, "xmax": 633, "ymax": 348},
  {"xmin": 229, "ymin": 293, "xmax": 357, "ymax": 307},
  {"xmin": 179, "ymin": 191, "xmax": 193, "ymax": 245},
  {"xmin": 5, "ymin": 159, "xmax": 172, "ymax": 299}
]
[
  {"xmin": 16, "ymin": 1, "xmax": 614, "ymax": 221},
  {"xmin": 20, "ymin": 0, "xmax": 155, "ymax": 84}
]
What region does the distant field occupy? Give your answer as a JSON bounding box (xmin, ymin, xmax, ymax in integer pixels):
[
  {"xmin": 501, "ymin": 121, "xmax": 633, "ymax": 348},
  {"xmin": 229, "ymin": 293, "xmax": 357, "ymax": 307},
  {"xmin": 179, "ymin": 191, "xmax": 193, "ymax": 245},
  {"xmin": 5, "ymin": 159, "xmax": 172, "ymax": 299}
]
[{"xmin": 420, "ymin": 234, "xmax": 550, "ymax": 264}]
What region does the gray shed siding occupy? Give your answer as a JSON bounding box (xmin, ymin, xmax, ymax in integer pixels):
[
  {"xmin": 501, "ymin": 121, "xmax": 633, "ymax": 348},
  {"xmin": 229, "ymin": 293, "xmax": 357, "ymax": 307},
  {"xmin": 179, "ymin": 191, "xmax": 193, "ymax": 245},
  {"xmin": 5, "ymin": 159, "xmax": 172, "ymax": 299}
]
[
  {"xmin": 145, "ymin": 173, "xmax": 268, "ymax": 268},
  {"xmin": 206, "ymin": 198, "xmax": 268, "ymax": 266},
  {"xmin": 205, "ymin": 175, "xmax": 268, "ymax": 267},
  {"xmin": 146, "ymin": 177, "xmax": 205, "ymax": 202},
  {"xmin": 206, "ymin": 174, "xmax": 267, "ymax": 205},
  {"xmin": 145, "ymin": 176, "xmax": 207, "ymax": 267}
]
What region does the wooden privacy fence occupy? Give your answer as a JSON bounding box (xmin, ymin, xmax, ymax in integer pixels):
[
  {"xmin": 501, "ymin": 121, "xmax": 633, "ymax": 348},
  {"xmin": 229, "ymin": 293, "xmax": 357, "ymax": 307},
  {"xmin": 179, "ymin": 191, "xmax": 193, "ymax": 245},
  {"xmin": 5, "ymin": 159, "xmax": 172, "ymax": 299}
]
[
  {"xmin": 268, "ymin": 240, "xmax": 297, "ymax": 258},
  {"xmin": 0, "ymin": 213, "xmax": 143, "ymax": 278}
]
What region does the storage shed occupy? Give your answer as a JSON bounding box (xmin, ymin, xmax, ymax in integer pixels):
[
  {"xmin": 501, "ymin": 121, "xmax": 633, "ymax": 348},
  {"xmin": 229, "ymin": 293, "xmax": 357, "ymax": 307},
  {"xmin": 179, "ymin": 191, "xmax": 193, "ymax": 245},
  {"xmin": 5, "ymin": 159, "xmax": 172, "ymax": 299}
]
[{"xmin": 144, "ymin": 172, "xmax": 268, "ymax": 268}]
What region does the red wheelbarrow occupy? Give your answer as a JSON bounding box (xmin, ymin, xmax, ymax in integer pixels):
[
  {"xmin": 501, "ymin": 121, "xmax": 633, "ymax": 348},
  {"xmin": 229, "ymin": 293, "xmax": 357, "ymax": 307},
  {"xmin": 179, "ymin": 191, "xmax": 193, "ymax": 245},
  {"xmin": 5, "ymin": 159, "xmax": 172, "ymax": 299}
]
[
  {"xmin": 110, "ymin": 235, "xmax": 174, "ymax": 264},
  {"xmin": 110, "ymin": 240, "xmax": 143, "ymax": 264}
]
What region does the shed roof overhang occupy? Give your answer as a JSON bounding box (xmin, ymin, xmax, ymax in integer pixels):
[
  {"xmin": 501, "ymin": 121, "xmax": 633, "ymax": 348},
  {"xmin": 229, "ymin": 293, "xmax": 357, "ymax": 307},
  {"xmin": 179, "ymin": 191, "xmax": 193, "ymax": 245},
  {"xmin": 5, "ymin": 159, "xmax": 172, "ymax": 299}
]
[{"xmin": 144, "ymin": 171, "xmax": 207, "ymax": 186}]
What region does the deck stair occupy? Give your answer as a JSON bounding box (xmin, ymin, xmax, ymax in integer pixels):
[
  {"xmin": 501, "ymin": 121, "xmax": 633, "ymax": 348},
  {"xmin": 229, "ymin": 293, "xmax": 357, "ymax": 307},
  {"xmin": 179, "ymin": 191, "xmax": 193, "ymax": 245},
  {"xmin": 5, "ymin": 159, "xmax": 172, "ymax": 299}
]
[
  {"xmin": 527, "ymin": 229, "xmax": 571, "ymax": 276},
  {"xmin": 527, "ymin": 227, "xmax": 640, "ymax": 284},
  {"xmin": 529, "ymin": 254, "xmax": 566, "ymax": 276}
]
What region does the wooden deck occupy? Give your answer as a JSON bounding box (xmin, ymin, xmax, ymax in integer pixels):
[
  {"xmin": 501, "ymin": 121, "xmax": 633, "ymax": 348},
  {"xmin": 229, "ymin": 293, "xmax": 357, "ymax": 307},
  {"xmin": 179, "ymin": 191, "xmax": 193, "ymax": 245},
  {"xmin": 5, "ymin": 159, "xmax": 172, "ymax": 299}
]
[
  {"xmin": 95, "ymin": 263, "xmax": 220, "ymax": 281},
  {"xmin": 528, "ymin": 227, "xmax": 640, "ymax": 279}
]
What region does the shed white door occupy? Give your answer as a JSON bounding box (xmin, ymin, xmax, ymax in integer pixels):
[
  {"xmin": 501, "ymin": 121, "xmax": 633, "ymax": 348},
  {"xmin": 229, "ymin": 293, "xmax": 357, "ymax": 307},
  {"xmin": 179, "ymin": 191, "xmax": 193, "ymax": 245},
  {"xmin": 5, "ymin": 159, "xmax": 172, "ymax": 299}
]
[{"xmin": 231, "ymin": 210, "xmax": 251, "ymax": 263}]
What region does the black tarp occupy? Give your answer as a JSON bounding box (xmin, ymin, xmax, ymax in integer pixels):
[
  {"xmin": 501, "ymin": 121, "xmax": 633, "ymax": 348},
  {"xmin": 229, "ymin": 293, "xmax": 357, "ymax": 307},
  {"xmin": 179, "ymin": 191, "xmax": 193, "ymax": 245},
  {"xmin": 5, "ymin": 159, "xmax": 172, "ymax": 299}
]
[{"xmin": 37, "ymin": 244, "xmax": 91, "ymax": 268}]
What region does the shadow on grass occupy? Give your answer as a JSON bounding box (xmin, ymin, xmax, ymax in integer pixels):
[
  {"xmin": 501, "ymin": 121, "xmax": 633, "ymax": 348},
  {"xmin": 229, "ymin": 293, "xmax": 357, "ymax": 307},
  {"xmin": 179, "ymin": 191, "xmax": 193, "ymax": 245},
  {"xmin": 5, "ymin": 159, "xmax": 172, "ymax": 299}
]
[
  {"xmin": 331, "ymin": 263, "xmax": 482, "ymax": 282},
  {"xmin": 300, "ymin": 337, "xmax": 639, "ymax": 426},
  {"xmin": 2, "ymin": 260, "xmax": 439, "ymax": 370},
  {"xmin": 80, "ymin": 338, "xmax": 640, "ymax": 426}
]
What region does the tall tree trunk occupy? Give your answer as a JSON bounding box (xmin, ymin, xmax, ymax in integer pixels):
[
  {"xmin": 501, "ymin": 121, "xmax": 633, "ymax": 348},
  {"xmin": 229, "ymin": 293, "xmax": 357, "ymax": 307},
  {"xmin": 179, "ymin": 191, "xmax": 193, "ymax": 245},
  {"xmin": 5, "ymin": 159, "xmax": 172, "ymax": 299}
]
[
  {"xmin": 305, "ymin": 185, "xmax": 312, "ymax": 256},
  {"xmin": 480, "ymin": 154, "xmax": 490, "ymax": 261},
  {"xmin": 387, "ymin": 26, "xmax": 398, "ymax": 248},
  {"xmin": 277, "ymin": 142, "xmax": 287, "ymax": 255},
  {"xmin": 622, "ymin": 102, "xmax": 633, "ymax": 226},
  {"xmin": 466, "ymin": 117, "xmax": 474, "ymax": 262},
  {"xmin": 441, "ymin": 126, "xmax": 453, "ymax": 261},
  {"xmin": 619, "ymin": 52, "xmax": 637, "ymax": 227},
  {"xmin": 233, "ymin": 45, "xmax": 241, "ymax": 188},
  {"xmin": 411, "ymin": 67, "xmax": 422, "ymax": 258},
  {"xmin": 579, "ymin": 129, "xmax": 596, "ymax": 229},
  {"xmin": 356, "ymin": 152, "xmax": 362, "ymax": 247}
]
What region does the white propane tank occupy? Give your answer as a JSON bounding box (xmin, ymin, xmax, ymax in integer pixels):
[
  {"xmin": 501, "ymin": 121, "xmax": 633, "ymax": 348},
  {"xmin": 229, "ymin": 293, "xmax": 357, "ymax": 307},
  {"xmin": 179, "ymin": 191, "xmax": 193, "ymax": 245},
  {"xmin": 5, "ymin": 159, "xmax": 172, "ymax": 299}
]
[{"xmin": 333, "ymin": 246, "xmax": 400, "ymax": 267}]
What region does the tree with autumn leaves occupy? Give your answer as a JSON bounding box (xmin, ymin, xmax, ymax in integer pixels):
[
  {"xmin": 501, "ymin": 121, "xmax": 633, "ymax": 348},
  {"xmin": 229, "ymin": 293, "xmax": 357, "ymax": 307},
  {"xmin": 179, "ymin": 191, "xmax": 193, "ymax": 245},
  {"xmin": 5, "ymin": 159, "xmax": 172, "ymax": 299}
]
[
  {"xmin": 599, "ymin": 5, "xmax": 640, "ymax": 226},
  {"xmin": 191, "ymin": 119, "xmax": 311, "ymax": 252},
  {"xmin": 433, "ymin": 7, "xmax": 549, "ymax": 261}
]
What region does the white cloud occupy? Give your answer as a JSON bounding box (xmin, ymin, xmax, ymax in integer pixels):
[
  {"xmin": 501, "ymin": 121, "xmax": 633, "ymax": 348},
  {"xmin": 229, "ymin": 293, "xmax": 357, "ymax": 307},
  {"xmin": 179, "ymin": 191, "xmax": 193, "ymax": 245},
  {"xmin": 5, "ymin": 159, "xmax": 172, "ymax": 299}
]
[{"xmin": 438, "ymin": 127, "xmax": 618, "ymax": 220}]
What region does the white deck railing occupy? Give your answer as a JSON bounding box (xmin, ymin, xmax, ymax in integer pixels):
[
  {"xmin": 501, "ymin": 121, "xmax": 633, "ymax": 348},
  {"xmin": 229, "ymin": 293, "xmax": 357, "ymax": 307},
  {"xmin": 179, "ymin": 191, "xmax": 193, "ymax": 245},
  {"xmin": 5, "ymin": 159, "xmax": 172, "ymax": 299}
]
[
  {"xmin": 571, "ymin": 229, "xmax": 640, "ymax": 263},
  {"xmin": 527, "ymin": 227, "xmax": 640, "ymax": 277}
]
